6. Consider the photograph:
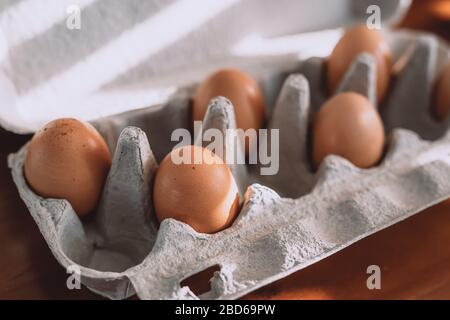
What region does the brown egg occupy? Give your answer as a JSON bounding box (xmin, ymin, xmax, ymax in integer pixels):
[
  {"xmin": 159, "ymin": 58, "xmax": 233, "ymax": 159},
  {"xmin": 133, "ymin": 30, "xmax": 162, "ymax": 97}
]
[
  {"xmin": 327, "ymin": 24, "xmax": 392, "ymax": 102},
  {"xmin": 153, "ymin": 145, "xmax": 240, "ymax": 234},
  {"xmin": 24, "ymin": 118, "xmax": 112, "ymax": 217},
  {"xmin": 429, "ymin": 0, "xmax": 450, "ymax": 21},
  {"xmin": 192, "ymin": 68, "xmax": 266, "ymax": 153},
  {"xmin": 433, "ymin": 63, "xmax": 450, "ymax": 121},
  {"xmin": 313, "ymin": 92, "xmax": 385, "ymax": 169}
]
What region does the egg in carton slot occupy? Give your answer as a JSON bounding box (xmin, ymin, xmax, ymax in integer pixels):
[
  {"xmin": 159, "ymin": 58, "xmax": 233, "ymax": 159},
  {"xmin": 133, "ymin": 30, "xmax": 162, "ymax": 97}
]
[{"xmin": 8, "ymin": 29, "xmax": 450, "ymax": 300}]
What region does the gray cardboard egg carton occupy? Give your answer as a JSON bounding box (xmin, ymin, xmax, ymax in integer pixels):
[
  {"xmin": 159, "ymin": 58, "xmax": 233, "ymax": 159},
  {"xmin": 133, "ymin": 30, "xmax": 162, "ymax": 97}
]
[{"xmin": 8, "ymin": 31, "xmax": 450, "ymax": 300}]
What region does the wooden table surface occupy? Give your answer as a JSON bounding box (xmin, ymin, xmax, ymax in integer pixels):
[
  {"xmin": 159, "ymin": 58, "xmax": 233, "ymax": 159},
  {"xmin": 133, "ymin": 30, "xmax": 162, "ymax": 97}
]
[{"xmin": 1, "ymin": 0, "xmax": 450, "ymax": 300}]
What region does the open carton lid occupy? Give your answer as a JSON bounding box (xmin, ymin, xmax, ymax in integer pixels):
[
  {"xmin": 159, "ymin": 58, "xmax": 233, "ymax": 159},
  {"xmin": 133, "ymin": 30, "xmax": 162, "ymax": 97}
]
[{"xmin": 0, "ymin": 0, "xmax": 411, "ymax": 134}]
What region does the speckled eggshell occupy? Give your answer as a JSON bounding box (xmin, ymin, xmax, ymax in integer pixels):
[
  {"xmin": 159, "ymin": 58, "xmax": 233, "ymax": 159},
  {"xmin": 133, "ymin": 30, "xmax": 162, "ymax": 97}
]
[{"xmin": 24, "ymin": 118, "xmax": 112, "ymax": 217}]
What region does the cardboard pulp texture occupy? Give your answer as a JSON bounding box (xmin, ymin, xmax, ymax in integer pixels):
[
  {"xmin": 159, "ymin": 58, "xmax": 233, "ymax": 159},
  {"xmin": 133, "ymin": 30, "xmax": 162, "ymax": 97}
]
[{"xmin": 8, "ymin": 31, "xmax": 450, "ymax": 299}]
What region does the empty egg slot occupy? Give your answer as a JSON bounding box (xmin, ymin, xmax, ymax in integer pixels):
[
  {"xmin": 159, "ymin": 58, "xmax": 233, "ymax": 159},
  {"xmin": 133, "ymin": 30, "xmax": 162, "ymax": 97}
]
[
  {"xmin": 91, "ymin": 92, "xmax": 192, "ymax": 163},
  {"xmin": 261, "ymin": 73, "xmax": 315, "ymax": 198}
]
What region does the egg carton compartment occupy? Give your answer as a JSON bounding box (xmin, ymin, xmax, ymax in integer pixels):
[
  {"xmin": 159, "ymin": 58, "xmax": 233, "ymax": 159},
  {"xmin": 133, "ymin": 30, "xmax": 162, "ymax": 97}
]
[{"xmin": 8, "ymin": 30, "xmax": 450, "ymax": 300}]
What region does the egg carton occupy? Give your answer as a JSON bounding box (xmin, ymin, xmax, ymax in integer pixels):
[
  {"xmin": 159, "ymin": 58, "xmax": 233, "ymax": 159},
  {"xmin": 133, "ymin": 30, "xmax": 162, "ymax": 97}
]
[{"xmin": 8, "ymin": 30, "xmax": 450, "ymax": 300}]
